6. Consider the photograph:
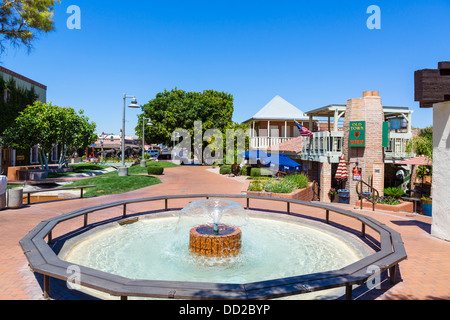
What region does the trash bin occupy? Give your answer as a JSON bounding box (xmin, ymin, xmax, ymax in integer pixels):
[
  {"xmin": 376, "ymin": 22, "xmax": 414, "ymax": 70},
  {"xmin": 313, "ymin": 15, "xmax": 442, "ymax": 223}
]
[
  {"xmin": 338, "ymin": 189, "xmax": 350, "ymax": 204},
  {"xmin": 361, "ymin": 191, "xmax": 372, "ymax": 200},
  {"xmin": 0, "ymin": 175, "xmax": 7, "ymax": 210},
  {"xmin": 8, "ymin": 187, "xmax": 23, "ymax": 209}
]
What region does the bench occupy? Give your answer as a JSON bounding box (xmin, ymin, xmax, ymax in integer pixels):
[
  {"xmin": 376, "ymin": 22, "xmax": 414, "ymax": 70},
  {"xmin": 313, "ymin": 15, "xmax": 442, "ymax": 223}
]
[{"xmin": 23, "ymin": 185, "xmax": 96, "ymax": 204}]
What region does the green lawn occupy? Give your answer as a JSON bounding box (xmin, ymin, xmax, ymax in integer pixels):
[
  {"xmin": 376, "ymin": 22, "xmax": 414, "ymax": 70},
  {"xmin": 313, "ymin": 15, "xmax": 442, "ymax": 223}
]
[{"xmin": 63, "ymin": 161, "xmax": 179, "ymax": 198}]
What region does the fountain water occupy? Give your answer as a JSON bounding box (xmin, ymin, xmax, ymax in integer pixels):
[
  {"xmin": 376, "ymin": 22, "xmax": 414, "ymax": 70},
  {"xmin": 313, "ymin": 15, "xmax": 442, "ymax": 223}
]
[{"xmin": 181, "ymin": 199, "xmax": 248, "ymax": 257}]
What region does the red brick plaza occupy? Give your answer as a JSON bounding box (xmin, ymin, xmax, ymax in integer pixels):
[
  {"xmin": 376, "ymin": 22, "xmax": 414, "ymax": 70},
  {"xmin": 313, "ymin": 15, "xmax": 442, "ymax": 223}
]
[{"xmin": 0, "ymin": 166, "xmax": 449, "ymax": 300}]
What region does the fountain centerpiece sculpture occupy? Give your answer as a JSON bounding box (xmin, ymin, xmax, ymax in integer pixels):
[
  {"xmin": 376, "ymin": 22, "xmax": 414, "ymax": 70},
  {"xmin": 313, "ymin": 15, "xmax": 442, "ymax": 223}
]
[{"xmin": 182, "ymin": 199, "xmax": 248, "ymax": 257}]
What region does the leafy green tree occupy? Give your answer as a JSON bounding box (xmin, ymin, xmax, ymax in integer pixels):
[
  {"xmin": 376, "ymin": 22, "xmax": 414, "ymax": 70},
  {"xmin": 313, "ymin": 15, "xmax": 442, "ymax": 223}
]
[
  {"xmin": 137, "ymin": 88, "xmax": 234, "ymax": 163},
  {"xmin": 1, "ymin": 101, "xmax": 97, "ymax": 169},
  {"xmin": 0, "ymin": 0, "xmax": 60, "ymax": 54},
  {"xmin": 407, "ymin": 127, "xmax": 433, "ymax": 159}
]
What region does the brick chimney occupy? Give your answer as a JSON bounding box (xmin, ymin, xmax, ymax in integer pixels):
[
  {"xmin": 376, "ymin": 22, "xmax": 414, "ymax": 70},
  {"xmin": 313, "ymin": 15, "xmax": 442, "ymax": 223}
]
[{"xmin": 342, "ymin": 91, "xmax": 385, "ymax": 203}]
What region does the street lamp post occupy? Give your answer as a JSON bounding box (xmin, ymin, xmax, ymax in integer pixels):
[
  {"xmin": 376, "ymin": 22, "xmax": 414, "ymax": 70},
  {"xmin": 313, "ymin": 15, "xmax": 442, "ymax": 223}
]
[
  {"xmin": 140, "ymin": 117, "xmax": 152, "ymax": 167},
  {"xmin": 119, "ymin": 93, "xmax": 139, "ymax": 177}
]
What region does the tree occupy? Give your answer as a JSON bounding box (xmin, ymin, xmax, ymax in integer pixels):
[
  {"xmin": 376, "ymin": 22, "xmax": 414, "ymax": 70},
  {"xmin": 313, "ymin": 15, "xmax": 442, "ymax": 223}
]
[
  {"xmin": 407, "ymin": 127, "xmax": 433, "ymax": 159},
  {"xmin": 137, "ymin": 88, "xmax": 234, "ymax": 163},
  {"xmin": 0, "ymin": 0, "xmax": 60, "ymax": 54},
  {"xmin": 1, "ymin": 101, "xmax": 97, "ymax": 170}
]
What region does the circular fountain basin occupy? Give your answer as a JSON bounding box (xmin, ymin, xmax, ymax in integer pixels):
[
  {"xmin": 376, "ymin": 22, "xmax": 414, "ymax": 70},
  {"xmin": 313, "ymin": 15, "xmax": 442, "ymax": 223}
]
[{"xmin": 59, "ymin": 210, "xmax": 373, "ymax": 296}]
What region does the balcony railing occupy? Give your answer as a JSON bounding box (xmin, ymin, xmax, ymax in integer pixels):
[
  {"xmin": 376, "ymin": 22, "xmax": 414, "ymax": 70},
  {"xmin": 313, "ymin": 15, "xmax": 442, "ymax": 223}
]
[
  {"xmin": 252, "ymin": 131, "xmax": 415, "ymax": 164},
  {"xmin": 384, "ymin": 132, "xmax": 415, "ymax": 162},
  {"xmin": 300, "ymin": 131, "xmax": 344, "ymax": 163},
  {"xmin": 250, "ymin": 137, "xmax": 295, "ymax": 150}
]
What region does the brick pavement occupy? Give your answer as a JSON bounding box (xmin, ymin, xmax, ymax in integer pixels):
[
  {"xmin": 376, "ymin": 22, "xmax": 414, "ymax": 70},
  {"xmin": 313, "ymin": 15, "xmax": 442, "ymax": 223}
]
[{"xmin": 0, "ymin": 166, "xmax": 449, "ymax": 300}]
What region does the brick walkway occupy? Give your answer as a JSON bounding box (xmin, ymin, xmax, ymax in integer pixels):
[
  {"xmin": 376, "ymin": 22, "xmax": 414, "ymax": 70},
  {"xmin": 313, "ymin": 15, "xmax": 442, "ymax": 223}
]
[{"xmin": 0, "ymin": 166, "xmax": 449, "ymax": 300}]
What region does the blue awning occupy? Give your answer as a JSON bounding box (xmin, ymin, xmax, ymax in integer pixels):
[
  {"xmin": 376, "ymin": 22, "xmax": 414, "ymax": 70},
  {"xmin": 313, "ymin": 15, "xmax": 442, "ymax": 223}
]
[
  {"xmin": 261, "ymin": 153, "xmax": 301, "ymax": 172},
  {"xmin": 237, "ymin": 150, "xmax": 269, "ymax": 160}
]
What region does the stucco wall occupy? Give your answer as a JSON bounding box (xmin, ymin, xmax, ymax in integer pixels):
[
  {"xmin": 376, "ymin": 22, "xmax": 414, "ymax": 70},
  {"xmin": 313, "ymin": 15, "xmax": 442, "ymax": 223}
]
[{"xmin": 431, "ymin": 101, "xmax": 450, "ymax": 241}]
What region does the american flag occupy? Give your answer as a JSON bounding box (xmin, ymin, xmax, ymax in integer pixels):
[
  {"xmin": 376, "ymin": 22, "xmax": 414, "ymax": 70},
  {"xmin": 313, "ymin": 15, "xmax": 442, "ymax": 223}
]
[{"xmin": 294, "ymin": 120, "xmax": 313, "ymax": 138}]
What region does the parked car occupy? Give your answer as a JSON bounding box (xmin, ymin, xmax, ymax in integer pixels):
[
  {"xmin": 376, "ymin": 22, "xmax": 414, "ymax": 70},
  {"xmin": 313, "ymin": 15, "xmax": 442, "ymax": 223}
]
[{"xmin": 146, "ymin": 149, "xmax": 160, "ymax": 158}]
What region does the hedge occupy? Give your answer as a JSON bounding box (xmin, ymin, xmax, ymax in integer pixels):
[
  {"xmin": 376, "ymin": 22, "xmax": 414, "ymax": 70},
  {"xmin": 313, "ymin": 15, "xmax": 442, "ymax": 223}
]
[
  {"xmin": 220, "ymin": 165, "xmax": 232, "ymax": 175},
  {"xmin": 250, "ymin": 167, "xmax": 273, "ymax": 177},
  {"xmin": 147, "ymin": 166, "xmax": 164, "ymax": 175}
]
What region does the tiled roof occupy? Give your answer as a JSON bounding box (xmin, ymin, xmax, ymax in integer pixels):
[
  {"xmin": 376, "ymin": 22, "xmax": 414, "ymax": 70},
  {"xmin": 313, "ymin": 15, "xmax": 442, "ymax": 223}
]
[{"xmin": 268, "ymin": 136, "xmax": 304, "ymax": 153}]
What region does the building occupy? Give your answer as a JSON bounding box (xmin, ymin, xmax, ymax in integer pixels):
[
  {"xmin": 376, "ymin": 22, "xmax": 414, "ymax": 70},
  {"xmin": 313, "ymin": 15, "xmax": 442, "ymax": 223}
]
[
  {"xmin": 0, "ymin": 67, "xmax": 48, "ymax": 179},
  {"xmin": 0, "ymin": 66, "xmax": 46, "ymax": 102},
  {"xmin": 244, "ymin": 96, "xmax": 317, "ymax": 150},
  {"xmin": 415, "ymin": 61, "xmax": 450, "ymax": 241},
  {"xmin": 269, "ymin": 91, "xmax": 416, "ymax": 203}
]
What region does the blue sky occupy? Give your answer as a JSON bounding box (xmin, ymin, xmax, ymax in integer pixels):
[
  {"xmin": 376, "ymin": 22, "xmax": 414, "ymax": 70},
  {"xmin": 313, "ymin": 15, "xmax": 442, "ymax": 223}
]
[{"xmin": 1, "ymin": 0, "xmax": 448, "ymax": 136}]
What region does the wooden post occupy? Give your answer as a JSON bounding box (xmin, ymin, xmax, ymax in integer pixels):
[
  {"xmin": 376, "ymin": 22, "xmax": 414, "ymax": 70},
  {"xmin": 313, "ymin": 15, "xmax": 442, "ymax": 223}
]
[
  {"xmin": 123, "ymin": 204, "xmax": 127, "ymax": 218},
  {"xmin": 28, "ymin": 193, "xmax": 31, "ymax": 205},
  {"xmin": 389, "ymin": 265, "xmax": 397, "ymax": 284},
  {"xmin": 80, "ymin": 188, "xmax": 84, "ymax": 199},
  {"xmin": 362, "ymin": 223, "xmax": 366, "ymax": 238},
  {"xmin": 165, "ymin": 198, "xmax": 168, "ymax": 211},
  {"xmin": 326, "ymin": 210, "xmax": 329, "ymax": 224},
  {"xmin": 47, "ymin": 231, "xmax": 52, "ymax": 244},
  {"xmin": 43, "ymin": 275, "xmax": 50, "ymax": 299},
  {"xmin": 345, "ymin": 284, "xmax": 352, "ymax": 300},
  {"xmin": 246, "ymin": 198, "xmax": 249, "ymax": 210},
  {"xmin": 84, "ymin": 213, "xmax": 88, "ymax": 228},
  {"xmin": 287, "ymin": 202, "xmax": 290, "ymax": 214}
]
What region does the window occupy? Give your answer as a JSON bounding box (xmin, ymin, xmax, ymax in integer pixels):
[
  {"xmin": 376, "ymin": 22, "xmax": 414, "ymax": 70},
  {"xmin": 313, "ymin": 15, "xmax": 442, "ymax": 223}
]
[{"xmin": 4, "ymin": 89, "xmax": 9, "ymax": 103}]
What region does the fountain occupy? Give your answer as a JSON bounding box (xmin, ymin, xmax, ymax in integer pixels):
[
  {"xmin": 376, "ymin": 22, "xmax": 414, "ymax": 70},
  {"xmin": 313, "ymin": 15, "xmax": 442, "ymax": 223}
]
[
  {"xmin": 183, "ymin": 199, "xmax": 247, "ymax": 257},
  {"xmin": 58, "ymin": 198, "xmax": 374, "ymax": 299}
]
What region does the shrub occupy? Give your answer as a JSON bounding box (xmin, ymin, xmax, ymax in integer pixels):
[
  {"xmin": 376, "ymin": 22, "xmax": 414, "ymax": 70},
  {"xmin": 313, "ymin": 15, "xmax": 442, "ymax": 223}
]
[
  {"xmin": 250, "ymin": 167, "xmax": 273, "ymax": 177},
  {"xmin": 248, "ymin": 181, "xmax": 263, "ymax": 192},
  {"xmin": 147, "ymin": 166, "xmax": 164, "ymax": 175},
  {"xmin": 284, "ymin": 173, "xmax": 309, "ymax": 189},
  {"xmin": 383, "ymin": 187, "xmax": 405, "ymax": 199},
  {"xmin": 239, "ymin": 165, "xmax": 251, "ymax": 176},
  {"xmin": 262, "ymin": 173, "xmax": 309, "ymax": 194},
  {"xmin": 219, "ymin": 165, "xmax": 232, "ymax": 175}
]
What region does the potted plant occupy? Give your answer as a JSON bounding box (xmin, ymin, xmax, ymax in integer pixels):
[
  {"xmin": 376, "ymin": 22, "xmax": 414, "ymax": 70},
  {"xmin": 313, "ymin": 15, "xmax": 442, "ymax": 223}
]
[
  {"xmin": 328, "ymin": 188, "xmax": 338, "ymax": 202},
  {"xmin": 421, "ymin": 197, "xmax": 432, "ymax": 216}
]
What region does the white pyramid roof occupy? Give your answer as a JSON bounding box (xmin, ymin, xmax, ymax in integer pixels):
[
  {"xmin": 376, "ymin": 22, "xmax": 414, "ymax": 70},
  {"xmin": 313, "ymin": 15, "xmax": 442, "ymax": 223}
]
[{"xmin": 246, "ymin": 96, "xmax": 309, "ymax": 122}]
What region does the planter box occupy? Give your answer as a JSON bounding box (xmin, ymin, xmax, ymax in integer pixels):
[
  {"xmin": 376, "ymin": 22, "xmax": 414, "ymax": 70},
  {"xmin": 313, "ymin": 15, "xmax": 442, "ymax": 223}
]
[
  {"xmin": 246, "ymin": 183, "xmax": 314, "ymax": 202},
  {"xmin": 356, "ymin": 199, "xmax": 414, "ymax": 213}
]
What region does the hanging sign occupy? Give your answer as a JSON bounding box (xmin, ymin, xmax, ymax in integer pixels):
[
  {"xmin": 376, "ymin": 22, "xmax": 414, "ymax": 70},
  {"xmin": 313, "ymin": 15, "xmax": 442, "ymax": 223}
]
[
  {"xmin": 349, "ymin": 121, "xmax": 366, "ymax": 147},
  {"xmin": 352, "ymin": 167, "xmax": 362, "ymax": 181}
]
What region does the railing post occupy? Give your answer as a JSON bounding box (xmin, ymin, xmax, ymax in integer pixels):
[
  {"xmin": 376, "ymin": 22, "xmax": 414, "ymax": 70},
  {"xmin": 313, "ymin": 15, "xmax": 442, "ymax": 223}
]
[
  {"xmin": 326, "ymin": 210, "xmax": 329, "ymax": 224},
  {"xmin": 345, "ymin": 284, "xmax": 353, "ymax": 300},
  {"xmin": 165, "ymin": 198, "xmax": 168, "ymax": 211},
  {"xmin": 123, "ymin": 204, "xmax": 127, "ymax": 218},
  {"xmin": 80, "ymin": 188, "xmax": 84, "ymax": 199},
  {"xmin": 389, "ymin": 265, "xmax": 397, "ymax": 284},
  {"xmin": 43, "ymin": 275, "xmax": 50, "ymax": 299},
  {"xmin": 361, "ymin": 223, "xmax": 366, "ymax": 238},
  {"xmin": 84, "ymin": 213, "xmax": 88, "ymax": 228},
  {"xmin": 287, "ymin": 202, "xmax": 290, "ymax": 214},
  {"xmin": 246, "ymin": 197, "xmax": 249, "ymax": 210},
  {"xmin": 47, "ymin": 231, "xmax": 52, "ymax": 244},
  {"xmin": 28, "ymin": 193, "xmax": 31, "ymax": 205}
]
